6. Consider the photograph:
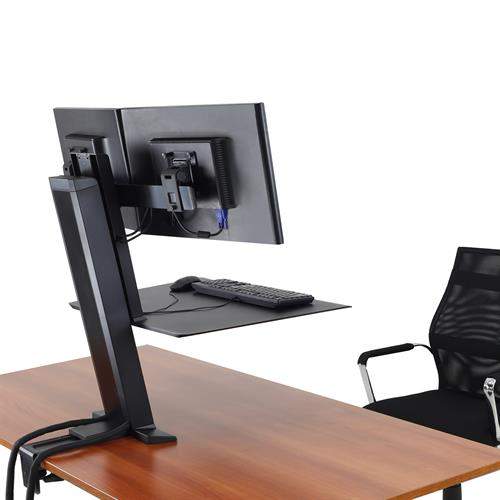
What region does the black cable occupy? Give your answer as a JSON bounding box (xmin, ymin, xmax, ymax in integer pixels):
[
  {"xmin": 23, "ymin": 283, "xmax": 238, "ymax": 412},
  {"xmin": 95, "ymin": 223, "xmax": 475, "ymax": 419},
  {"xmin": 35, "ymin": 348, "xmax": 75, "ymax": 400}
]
[
  {"xmin": 128, "ymin": 209, "xmax": 153, "ymax": 242},
  {"xmin": 5, "ymin": 414, "xmax": 106, "ymax": 500},
  {"xmin": 125, "ymin": 208, "xmax": 153, "ymax": 243},
  {"xmin": 25, "ymin": 421, "xmax": 130, "ymax": 500},
  {"xmin": 155, "ymin": 300, "xmax": 232, "ymax": 314},
  {"xmin": 127, "ymin": 208, "xmax": 153, "ymax": 242},
  {"xmin": 171, "ymin": 211, "xmax": 223, "ymax": 238},
  {"xmin": 125, "ymin": 208, "xmax": 150, "ymax": 238},
  {"xmin": 141, "ymin": 291, "xmax": 233, "ymax": 315},
  {"xmin": 126, "ymin": 230, "xmax": 145, "ymax": 243},
  {"xmin": 141, "ymin": 292, "xmax": 179, "ymax": 314},
  {"xmin": 147, "ymin": 300, "xmax": 233, "ymax": 315}
]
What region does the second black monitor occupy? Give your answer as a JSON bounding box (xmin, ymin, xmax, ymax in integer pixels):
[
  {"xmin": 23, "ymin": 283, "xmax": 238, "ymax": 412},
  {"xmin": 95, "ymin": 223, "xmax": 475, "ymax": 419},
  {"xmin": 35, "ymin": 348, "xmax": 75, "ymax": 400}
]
[{"xmin": 120, "ymin": 103, "xmax": 283, "ymax": 244}]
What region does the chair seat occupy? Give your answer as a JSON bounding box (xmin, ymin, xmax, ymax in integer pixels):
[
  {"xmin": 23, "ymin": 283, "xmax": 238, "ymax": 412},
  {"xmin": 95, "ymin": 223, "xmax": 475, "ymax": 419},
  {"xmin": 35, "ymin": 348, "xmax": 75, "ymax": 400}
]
[{"xmin": 365, "ymin": 389, "xmax": 498, "ymax": 446}]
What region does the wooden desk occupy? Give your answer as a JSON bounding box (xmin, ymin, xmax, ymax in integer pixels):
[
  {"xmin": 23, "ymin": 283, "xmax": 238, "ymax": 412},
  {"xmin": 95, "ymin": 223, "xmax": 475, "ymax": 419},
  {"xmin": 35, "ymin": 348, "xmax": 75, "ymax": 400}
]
[{"xmin": 1, "ymin": 346, "xmax": 499, "ymax": 499}]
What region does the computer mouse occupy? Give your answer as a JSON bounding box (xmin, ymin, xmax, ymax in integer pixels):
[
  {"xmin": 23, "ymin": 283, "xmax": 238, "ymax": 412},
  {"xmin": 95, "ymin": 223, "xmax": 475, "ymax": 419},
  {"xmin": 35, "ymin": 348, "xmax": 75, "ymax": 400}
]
[{"xmin": 170, "ymin": 276, "xmax": 201, "ymax": 292}]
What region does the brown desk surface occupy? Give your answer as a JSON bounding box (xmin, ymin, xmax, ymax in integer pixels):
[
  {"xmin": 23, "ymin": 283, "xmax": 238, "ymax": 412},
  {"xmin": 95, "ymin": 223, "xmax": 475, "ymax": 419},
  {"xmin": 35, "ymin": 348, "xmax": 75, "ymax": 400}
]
[{"xmin": 1, "ymin": 346, "xmax": 499, "ymax": 499}]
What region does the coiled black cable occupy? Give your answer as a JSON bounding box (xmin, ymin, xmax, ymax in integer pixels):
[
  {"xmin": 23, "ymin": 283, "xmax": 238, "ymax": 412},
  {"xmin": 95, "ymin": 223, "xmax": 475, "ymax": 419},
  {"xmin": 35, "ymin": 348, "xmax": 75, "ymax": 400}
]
[
  {"xmin": 6, "ymin": 414, "xmax": 106, "ymax": 500},
  {"xmin": 25, "ymin": 420, "xmax": 130, "ymax": 500}
]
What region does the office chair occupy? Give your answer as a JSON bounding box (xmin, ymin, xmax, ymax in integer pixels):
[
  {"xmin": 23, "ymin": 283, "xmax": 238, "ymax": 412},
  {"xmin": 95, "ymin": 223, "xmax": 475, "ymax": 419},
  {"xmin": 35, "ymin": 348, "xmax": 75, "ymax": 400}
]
[{"xmin": 358, "ymin": 247, "xmax": 500, "ymax": 500}]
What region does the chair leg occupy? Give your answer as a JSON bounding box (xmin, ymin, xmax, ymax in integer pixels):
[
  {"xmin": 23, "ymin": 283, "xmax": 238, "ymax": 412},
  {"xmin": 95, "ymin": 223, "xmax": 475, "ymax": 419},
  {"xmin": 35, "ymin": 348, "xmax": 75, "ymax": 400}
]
[{"xmin": 443, "ymin": 484, "xmax": 462, "ymax": 500}]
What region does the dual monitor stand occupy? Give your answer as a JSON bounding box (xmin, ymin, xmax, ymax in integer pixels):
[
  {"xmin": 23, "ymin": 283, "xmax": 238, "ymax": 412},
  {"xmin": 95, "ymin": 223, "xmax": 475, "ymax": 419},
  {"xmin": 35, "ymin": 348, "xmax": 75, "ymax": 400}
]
[{"xmin": 19, "ymin": 140, "xmax": 347, "ymax": 492}]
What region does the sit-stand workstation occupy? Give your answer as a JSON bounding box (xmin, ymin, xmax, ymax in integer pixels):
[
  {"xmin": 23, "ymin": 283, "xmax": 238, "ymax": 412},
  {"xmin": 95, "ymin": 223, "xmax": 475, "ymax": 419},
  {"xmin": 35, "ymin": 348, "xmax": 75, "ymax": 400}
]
[{"xmin": 6, "ymin": 104, "xmax": 348, "ymax": 499}]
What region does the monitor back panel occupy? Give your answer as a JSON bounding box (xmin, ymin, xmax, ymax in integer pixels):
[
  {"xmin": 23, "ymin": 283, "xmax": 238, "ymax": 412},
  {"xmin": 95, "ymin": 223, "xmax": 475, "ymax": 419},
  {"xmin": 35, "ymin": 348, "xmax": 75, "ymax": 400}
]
[
  {"xmin": 53, "ymin": 107, "xmax": 139, "ymax": 229},
  {"xmin": 120, "ymin": 103, "xmax": 283, "ymax": 244}
]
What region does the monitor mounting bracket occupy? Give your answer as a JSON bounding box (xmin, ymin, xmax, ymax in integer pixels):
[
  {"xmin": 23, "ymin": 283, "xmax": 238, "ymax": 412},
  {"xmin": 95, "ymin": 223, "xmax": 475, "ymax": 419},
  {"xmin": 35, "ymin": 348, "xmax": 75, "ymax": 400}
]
[{"xmin": 160, "ymin": 151, "xmax": 197, "ymax": 212}]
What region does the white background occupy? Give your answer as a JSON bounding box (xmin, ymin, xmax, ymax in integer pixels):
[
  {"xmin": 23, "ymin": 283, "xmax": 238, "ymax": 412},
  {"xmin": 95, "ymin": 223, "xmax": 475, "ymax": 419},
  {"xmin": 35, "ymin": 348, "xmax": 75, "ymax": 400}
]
[{"xmin": 1, "ymin": 1, "xmax": 500, "ymax": 498}]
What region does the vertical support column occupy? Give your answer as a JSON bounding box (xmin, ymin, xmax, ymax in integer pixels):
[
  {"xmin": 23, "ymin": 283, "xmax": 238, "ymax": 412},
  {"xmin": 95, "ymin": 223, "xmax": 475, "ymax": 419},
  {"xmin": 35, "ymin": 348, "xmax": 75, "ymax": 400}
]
[
  {"xmin": 65, "ymin": 138, "xmax": 144, "ymax": 321},
  {"xmin": 50, "ymin": 175, "xmax": 176, "ymax": 444}
]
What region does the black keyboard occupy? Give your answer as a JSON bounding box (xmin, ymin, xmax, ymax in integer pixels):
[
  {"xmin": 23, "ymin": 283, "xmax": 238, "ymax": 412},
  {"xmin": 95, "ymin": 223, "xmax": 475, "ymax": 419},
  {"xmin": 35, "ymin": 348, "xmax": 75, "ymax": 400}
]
[{"xmin": 192, "ymin": 279, "xmax": 314, "ymax": 309}]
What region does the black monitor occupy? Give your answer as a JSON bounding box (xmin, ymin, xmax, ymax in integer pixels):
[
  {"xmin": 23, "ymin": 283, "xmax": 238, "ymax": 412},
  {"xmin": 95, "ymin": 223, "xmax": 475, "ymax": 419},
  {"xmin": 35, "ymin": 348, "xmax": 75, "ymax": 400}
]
[{"xmin": 54, "ymin": 104, "xmax": 283, "ymax": 245}]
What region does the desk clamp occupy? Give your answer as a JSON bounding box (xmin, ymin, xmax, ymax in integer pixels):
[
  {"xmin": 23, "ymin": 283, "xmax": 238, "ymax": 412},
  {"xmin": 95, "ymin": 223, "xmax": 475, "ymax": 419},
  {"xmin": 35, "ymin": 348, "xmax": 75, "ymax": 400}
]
[{"xmin": 19, "ymin": 440, "xmax": 66, "ymax": 495}]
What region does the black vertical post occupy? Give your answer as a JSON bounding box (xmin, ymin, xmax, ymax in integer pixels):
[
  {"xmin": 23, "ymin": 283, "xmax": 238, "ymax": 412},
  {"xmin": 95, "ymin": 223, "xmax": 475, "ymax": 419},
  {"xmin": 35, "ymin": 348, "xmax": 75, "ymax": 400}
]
[
  {"xmin": 50, "ymin": 175, "xmax": 175, "ymax": 444},
  {"xmin": 65, "ymin": 136, "xmax": 144, "ymax": 321}
]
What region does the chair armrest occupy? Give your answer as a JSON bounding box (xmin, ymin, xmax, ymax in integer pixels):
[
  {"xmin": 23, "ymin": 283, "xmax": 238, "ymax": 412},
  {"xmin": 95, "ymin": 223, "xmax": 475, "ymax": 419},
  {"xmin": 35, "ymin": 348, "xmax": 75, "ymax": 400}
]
[
  {"xmin": 357, "ymin": 343, "xmax": 432, "ymax": 404},
  {"xmin": 358, "ymin": 343, "xmax": 416, "ymax": 366},
  {"xmin": 483, "ymin": 375, "xmax": 500, "ymax": 444}
]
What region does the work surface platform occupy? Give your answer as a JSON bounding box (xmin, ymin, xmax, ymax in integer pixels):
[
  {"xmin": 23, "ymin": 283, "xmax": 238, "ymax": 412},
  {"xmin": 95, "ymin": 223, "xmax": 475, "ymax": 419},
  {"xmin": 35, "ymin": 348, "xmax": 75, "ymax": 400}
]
[
  {"xmin": 72, "ymin": 283, "xmax": 349, "ymax": 337},
  {"xmin": 1, "ymin": 346, "xmax": 500, "ymax": 499}
]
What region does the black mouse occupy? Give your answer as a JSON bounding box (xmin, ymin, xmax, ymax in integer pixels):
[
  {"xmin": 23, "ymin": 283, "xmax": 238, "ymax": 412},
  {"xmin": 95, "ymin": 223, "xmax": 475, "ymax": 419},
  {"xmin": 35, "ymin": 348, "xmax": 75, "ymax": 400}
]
[{"xmin": 170, "ymin": 276, "xmax": 201, "ymax": 292}]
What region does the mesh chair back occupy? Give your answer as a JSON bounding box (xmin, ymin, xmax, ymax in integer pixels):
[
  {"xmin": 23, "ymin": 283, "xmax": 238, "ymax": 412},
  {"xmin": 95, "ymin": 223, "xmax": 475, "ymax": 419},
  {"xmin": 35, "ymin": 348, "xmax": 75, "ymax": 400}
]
[{"xmin": 430, "ymin": 247, "xmax": 500, "ymax": 397}]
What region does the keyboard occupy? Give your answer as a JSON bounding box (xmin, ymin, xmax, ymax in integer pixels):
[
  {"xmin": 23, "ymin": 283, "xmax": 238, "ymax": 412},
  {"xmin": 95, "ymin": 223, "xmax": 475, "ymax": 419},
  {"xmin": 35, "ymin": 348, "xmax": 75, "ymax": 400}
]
[{"xmin": 192, "ymin": 279, "xmax": 314, "ymax": 309}]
